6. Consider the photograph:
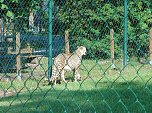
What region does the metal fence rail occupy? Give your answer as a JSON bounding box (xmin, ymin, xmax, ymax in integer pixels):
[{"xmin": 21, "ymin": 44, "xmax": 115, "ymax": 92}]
[{"xmin": 0, "ymin": 0, "xmax": 152, "ymax": 113}]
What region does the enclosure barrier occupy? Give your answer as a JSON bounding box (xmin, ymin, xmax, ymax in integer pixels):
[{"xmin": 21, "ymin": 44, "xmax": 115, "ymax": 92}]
[{"xmin": 0, "ymin": 0, "xmax": 152, "ymax": 113}]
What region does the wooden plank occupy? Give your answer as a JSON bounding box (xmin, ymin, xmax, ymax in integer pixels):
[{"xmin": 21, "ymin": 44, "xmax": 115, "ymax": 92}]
[
  {"xmin": 8, "ymin": 44, "xmax": 33, "ymax": 54},
  {"xmin": 22, "ymin": 55, "xmax": 43, "ymax": 58}
]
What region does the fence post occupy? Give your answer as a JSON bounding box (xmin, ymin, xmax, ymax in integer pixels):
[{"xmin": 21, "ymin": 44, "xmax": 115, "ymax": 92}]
[
  {"xmin": 16, "ymin": 32, "xmax": 21, "ymax": 80},
  {"xmin": 150, "ymin": 28, "xmax": 152, "ymax": 65},
  {"xmin": 110, "ymin": 29, "xmax": 116, "ymax": 69},
  {"xmin": 1, "ymin": 18, "xmax": 4, "ymax": 42},
  {"xmin": 123, "ymin": 0, "xmax": 128, "ymax": 67},
  {"xmin": 65, "ymin": 30, "xmax": 70, "ymax": 54},
  {"xmin": 29, "ymin": 9, "xmax": 34, "ymax": 31},
  {"xmin": 0, "ymin": 18, "xmax": 2, "ymax": 34},
  {"xmin": 48, "ymin": 0, "xmax": 52, "ymax": 81}
]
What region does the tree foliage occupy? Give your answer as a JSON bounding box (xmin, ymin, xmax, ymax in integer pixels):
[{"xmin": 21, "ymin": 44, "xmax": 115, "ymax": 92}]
[
  {"xmin": 56, "ymin": 0, "xmax": 152, "ymax": 59},
  {"xmin": 0, "ymin": 0, "xmax": 46, "ymax": 31},
  {"xmin": 0, "ymin": 0, "xmax": 152, "ymax": 58}
]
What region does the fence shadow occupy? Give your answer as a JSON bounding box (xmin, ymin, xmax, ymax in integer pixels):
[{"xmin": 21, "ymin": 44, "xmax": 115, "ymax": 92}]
[{"xmin": 0, "ymin": 81, "xmax": 151, "ymax": 113}]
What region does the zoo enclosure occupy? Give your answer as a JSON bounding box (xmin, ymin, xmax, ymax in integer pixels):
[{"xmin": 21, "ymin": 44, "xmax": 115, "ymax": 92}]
[{"xmin": 0, "ymin": 0, "xmax": 152, "ymax": 113}]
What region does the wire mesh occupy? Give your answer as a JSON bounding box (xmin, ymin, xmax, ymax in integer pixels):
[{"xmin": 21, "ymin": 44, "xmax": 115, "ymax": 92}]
[{"xmin": 0, "ymin": 0, "xmax": 152, "ymax": 113}]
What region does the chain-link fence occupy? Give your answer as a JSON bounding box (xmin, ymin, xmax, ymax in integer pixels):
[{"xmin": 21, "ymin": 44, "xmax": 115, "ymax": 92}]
[{"xmin": 0, "ymin": 0, "xmax": 152, "ymax": 113}]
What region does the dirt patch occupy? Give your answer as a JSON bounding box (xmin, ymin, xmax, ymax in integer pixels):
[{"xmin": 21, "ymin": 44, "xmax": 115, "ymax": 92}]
[{"xmin": 0, "ymin": 90, "xmax": 16, "ymax": 97}]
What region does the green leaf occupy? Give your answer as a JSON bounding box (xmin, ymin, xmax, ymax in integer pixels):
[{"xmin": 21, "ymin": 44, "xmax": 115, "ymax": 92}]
[
  {"xmin": 0, "ymin": 0, "xmax": 4, "ymax": 3},
  {"xmin": 10, "ymin": 0, "xmax": 18, "ymax": 3},
  {"xmin": 6, "ymin": 11, "xmax": 14, "ymax": 19},
  {"xmin": 1, "ymin": 4, "xmax": 8, "ymax": 9}
]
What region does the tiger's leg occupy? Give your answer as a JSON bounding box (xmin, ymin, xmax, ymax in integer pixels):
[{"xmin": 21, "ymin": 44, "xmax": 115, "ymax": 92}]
[
  {"xmin": 54, "ymin": 77, "xmax": 57, "ymax": 85},
  {"xmin": 48, "ymin": 65, "xmax": 57, "ymax": 85},
  {"xmin": 74, "ymin": 69, "xmax": 81, "ymax": 81},
  {"xmin": 60, "ymin": 70, "xmax": 67, "ymax": 83}
]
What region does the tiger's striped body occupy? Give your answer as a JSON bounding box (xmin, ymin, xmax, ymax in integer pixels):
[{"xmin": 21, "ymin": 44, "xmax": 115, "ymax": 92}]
[{"xmin": 50, "ymin": 46, "xmax": 86, "ymax": 85}]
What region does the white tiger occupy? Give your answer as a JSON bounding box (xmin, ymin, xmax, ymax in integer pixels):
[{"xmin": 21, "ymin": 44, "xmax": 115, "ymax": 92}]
[{"xmin": 49, "ymin": 46, "xmax": 86, "ymax": 85}]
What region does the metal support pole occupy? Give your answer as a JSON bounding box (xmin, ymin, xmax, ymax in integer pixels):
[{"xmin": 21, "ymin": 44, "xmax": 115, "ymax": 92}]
[
  {"xmin": 48, "ymin": 0, "xmax": 52, "ymax": 80},
  {"xmin": 123, "ymin": 0, "xmax": 128, "ymax": 67}
]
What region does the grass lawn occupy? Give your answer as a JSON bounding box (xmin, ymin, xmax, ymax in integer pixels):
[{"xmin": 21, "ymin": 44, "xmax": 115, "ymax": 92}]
[{"xmin": 0, "ymin": 58, "xmax": 152, "ymax": 113}]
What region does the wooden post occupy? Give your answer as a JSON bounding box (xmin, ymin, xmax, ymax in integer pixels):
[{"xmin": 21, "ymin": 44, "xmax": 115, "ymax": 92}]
[
  {"xmin": 16, "ymin": 32, "xmax": 21, "ymax": 80},
  {"xmin": 110, "ymin": 29, "xmax": 114, "ymax": 60},
  {"xmin": 1, "ymin": 18, "xmax": 4, "ymax": 42},
  {"xmin": 150, "ymin": 28, "xmax": 152, "ymax": 65},
  {"xmin": 110, "ymin": 29, "xmax": 116, "ymax": 69},
  {"xmin": 65, "ymin": 30, "xmax": 70, "ymax": 54},
  {"xmin": 0, "ymin": 18, "xmax": 2, "ymax": 34},
  {"xmin": 29, "ymin": 9, "xmax": 34, "ymax": 31}
]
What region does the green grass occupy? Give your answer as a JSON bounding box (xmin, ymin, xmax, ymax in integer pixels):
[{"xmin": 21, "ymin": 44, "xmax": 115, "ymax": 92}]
[{"xmin": 0, "ymin": 58, "xmax": 152, "ymax": 113}]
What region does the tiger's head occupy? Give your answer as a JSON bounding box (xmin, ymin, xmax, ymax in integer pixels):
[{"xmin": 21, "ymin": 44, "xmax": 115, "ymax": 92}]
[{"xmin": 76, "ymin": 46, "xmax": 87, "ymax": 56}]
